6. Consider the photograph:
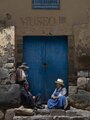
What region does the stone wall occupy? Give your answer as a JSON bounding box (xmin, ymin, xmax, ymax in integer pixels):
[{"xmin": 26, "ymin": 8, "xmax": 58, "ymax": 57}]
[
  {"xmin": 73, "ymin": 10, "xmax": 90, "ymax": 74},
  {"xmin": 69, "ymin": 77, "xmax": 90, "ymax": 111},
  {"xmin": 0, "ymin": 27, "xmax": 20, "ymax": 109},
  {"xmin": 0, "ymin": 84, "xmax": 20, "ymax": 109},
  {"xmin": 69, "ymin": 14, "xmax": 90, "ymax": 111},
  {"xmin": 0, "ymin": 26, "xmax": 16, "ymax": 84}
]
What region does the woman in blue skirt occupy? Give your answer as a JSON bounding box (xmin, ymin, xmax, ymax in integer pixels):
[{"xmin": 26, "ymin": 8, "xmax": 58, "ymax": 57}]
[{"xmin": 48, "ymin": 78, "xmax": 67, "ymax": 109}]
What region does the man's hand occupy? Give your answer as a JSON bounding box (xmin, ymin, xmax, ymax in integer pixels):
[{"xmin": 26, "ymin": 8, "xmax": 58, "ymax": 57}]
[{"xmin": 33, "ymin": 96, "xmax": 35, "ymax": 99}]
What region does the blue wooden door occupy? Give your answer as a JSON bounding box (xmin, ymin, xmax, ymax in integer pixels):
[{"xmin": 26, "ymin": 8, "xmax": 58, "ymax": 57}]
[{"xmin": 23, "ymin": 36, "xmax": 68, "ymax": 102}]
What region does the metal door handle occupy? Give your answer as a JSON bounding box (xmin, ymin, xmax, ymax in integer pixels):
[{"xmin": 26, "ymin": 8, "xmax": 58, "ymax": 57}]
[{"xmin": 43, "ymin": 63, "xmax": 48, "ymax": 68}]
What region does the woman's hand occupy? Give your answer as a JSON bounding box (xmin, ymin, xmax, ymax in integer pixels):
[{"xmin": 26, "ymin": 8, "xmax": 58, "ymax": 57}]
[{"xmin": 51, "ymin": 96, "xmax": 58, "ymax": 99}]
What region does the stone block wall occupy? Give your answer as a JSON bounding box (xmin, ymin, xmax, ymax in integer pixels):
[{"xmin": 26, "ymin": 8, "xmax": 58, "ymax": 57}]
[
  {"xmin": 69, "ymin": 12, "xmax": 90, "ymax": 109},
  {"xmin": 0, "ymin": 26, "xmax": 16, "ymax": 85},
  {"xmin": 0, "ymin": 27, "xmax": 21, "ymax": 109},
  {"xmin": 69, "ymin": 77, "xmax": 90, "ymax": 111},
  {"xmin": 73, "ymin": 11, "xmax": 90, "ymax": 74}
]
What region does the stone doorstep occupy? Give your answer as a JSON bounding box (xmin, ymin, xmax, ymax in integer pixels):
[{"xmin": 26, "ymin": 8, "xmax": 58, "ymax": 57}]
[
  {"xmin": 36, "ymin": 109, "xmax": 51, "ymax": 115},
  {"xmin": 13, "ymin": 116, "xmax": 89, "ymax": 120},
  {"xmin": 36, "ymin": 109, "xmax": 66, "ymax": 116},
  {"xmin": 50, "ymin": 109, "xmax": 66, "ymax": 116},
  {"xmin": 13, "ymin": 109, "xmax": 90, "ymax": 120},
  {"xmin": 35, "ymin": 109, "xmax": 86, "ymax": 117},
  {"xmin": 5, "ymin": 108, "xmax": 90, "ymax": 120}
]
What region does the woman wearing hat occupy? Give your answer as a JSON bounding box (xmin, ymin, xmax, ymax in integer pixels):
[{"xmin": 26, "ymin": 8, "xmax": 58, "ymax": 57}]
[{"xmin": 47, "ymin": 78, "xmax": 67, "ymax": 109}]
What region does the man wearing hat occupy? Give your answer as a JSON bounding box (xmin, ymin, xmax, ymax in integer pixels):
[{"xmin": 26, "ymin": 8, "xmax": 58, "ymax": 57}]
[
  {"xmin": 47, "ymin": 78, "xmax": 67, "ymax": 109},
  {"xmin": 16, "ymin": 62, "xmax": 29, "ymax": 85},
  {"xmin": 20, "ymin": 81, "xmax": 44, "ymax": 109}
]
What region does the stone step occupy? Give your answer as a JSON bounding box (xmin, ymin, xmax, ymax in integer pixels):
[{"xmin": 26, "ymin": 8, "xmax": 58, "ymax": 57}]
[
  {"xmin": 13, "ymin": 116, "xmax": 88, "ymax": 120},
  {"xmin": 13, "ymin": 109, "xmax": 90, "ymax": 120},
  {"xmin": 5, "ymin": 108, "xmax": 90, "ymax": 120},
  {"xmin": 34, "ymin": 109, "xmax": 81, "ymax": 116}
]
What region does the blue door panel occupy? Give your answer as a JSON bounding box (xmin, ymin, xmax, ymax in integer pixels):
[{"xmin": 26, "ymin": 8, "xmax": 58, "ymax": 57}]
[
  {"xmin": 23, "ymin": 37, "xmax": 45, "ymax": 98},
  {"xmin": 23, "ymin": 36, "xmax": 68, "ymax": 102},
  {"xmin": 45, "ymin": 37, "xmax": 68, "ymax": 100}
]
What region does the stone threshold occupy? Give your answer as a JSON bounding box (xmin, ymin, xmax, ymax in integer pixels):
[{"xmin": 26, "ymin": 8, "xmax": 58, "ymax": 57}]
[
  {"xmin": 13, "ymin": 116, "xmax": 89, "ymax": 120},
  {"xmin": 4, "ymin": 107, "xmax": 90, "ymax": 120}
]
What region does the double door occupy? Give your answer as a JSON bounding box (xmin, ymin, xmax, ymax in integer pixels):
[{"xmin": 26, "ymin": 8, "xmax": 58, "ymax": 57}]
[{"xmin": 23, "ymin": 36, "xmax": 68, "ymax": 102}]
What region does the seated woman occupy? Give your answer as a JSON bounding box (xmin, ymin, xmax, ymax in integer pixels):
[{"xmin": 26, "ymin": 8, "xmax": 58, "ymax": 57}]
[{"xmin": 48, "ymin": 78, "xmax": 68, "ymax": 109}]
